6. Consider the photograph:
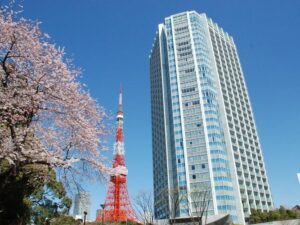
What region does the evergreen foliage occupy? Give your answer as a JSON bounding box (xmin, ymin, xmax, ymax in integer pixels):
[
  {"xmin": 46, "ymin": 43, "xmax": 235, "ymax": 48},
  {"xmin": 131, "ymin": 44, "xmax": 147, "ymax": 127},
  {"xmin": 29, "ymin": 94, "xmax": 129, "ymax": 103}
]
[
  {"xmin": 0, "ymin": 159, "xmax": 74, "ymax": 225},
  {"xmin": 249, "ymin": 206, "xmax": 300, "ymax": 224}
]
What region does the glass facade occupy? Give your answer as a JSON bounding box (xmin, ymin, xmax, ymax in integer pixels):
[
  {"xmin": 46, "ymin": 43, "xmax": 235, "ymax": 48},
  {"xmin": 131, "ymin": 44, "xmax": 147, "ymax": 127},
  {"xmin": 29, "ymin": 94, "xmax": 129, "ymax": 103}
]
[
  {"xmin": 150, "ymin": 11, "xmax": 273, "ymax": 225},
  {"xmin": 73, "ymin": 192, "xmax": 91, "ymax": 220}
]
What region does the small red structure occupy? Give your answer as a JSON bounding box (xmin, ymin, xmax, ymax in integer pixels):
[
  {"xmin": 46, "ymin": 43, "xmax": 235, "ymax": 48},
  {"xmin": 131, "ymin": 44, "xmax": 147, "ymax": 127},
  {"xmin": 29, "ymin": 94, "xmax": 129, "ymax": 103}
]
[{"xmin": 97, "ymin": 86, "xmax": 138, "ymax": 223}]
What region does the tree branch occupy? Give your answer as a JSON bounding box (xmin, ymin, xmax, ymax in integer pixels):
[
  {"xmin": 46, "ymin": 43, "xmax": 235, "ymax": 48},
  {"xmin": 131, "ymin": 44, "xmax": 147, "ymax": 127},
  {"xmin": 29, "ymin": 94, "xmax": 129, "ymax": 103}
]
[{"xmin": 1, "ymin": 34, "xmax": 17, "ymax": 87}]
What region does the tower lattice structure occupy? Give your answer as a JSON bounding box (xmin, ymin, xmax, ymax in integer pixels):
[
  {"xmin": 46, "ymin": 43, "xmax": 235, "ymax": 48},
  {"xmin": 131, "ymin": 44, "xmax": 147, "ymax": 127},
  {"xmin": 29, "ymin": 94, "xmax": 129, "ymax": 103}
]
[{"xmin": 97, "ymin": 87, "xmax": 138, "ymax": 223}]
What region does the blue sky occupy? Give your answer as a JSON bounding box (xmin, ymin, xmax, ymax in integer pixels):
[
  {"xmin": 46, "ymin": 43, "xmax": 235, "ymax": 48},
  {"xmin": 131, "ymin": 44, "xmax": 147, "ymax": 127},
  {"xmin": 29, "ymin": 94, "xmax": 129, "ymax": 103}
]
[{"xmin": 21, "ymin": 0, "xmax": 300, "ymax": 220}]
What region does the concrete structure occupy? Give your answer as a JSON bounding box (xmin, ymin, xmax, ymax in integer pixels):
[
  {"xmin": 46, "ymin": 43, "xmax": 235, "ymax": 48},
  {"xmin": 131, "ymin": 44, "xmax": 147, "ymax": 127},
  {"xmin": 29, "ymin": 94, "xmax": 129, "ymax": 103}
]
[
  {"xmin": 150, "ymin": 11, "xmax": 273, "ymax": 225},
  {"xmin": 73, "ymin": 192, "xmax": 91, "ymax": 221},
  {"xmin": 156, "ymin": 214, "xmax": 231, "ymax": 225}
]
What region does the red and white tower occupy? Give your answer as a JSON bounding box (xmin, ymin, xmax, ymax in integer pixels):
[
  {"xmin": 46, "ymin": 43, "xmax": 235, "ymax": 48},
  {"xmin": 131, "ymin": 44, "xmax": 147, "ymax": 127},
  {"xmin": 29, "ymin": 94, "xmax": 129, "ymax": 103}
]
[{"xmin": 97, "ymin": 86, "xmax": 138, "ymax": 223}]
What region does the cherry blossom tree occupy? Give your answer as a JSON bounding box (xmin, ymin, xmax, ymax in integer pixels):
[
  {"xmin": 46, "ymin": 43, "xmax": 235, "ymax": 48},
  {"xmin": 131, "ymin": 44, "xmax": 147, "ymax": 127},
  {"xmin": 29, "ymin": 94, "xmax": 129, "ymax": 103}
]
[{"xmin": 0, "ymin": 3, "xmax": 108, "ymax": 185}]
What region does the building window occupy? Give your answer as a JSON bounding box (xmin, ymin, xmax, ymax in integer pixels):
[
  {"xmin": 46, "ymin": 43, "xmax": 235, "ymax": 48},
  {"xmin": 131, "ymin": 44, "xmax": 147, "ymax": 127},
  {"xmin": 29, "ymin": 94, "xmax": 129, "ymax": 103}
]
[
  {"xmin": 202, "ymin": 164, "xmax": 205, "ymax": 169},
  {"xmin": 192, "ymin": 175, "xmax": 196, "ymax": 179},
  {"xmin": 191, "ymin": 165, "xmax": 195, "ymax": 170}
]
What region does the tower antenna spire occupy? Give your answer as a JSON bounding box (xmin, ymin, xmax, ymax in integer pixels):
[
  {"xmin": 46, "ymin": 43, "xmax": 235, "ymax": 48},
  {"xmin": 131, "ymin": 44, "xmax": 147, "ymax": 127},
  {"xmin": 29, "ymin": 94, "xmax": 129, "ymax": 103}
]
[{"xmin": 118, "ymin": 83, "xmax": 123, "ymax": 113}]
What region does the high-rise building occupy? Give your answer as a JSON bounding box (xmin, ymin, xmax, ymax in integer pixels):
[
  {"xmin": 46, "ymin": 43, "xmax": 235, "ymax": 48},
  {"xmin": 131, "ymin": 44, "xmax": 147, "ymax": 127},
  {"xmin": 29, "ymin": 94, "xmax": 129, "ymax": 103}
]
[
  {"xmin": 150, "ymin": 11, "xmax": 273, "ymax": 225},
  {"xmin": 73, "ymin": 192, "xmax": 91, "ymax": 220}
]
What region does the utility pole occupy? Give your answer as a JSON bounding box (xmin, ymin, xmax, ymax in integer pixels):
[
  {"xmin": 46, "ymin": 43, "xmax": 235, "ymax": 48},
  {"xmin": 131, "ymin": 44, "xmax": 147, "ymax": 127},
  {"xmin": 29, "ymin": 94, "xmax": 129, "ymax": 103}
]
[
  {"xmin": 83, "ymin": 211, "xmax": 87, "ymax": 225},
  {"xmin": 101, "ymin": 204, "xmax": 105, "ymax": 225}
]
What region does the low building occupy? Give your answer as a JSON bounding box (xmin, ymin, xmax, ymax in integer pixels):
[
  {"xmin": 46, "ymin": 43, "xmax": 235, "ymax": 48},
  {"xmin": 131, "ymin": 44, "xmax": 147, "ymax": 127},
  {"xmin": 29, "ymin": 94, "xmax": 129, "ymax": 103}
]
[{"xmin": 156, "ymin": 214, "xmax": 231, "ymax": 225}]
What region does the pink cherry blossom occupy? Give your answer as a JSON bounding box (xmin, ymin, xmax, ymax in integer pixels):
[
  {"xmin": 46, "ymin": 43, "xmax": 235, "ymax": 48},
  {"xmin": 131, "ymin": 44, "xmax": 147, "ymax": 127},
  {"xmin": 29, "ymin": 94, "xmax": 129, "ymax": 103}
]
[{"xmin": 0, "ymin": 6, "xmax": 109, "ymax": 185}]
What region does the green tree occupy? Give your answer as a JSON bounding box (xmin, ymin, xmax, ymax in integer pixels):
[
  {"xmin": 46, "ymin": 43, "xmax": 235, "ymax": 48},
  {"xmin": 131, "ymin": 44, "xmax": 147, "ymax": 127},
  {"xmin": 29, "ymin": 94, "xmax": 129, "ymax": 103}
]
[
  {"xmin": 286, "ymin": 208, "xmax": 298, "ymax": 220},
  {"xmin": 249, "ymin": 207, "xmax": 300, "ymax": 224},
  {"xmin": 50, "ymin": 215, "xmax": 76, "ymax": 225},
  {"xmin": 279, "ymin": 206, "xmax": 288, "ymax": 220},
  {"xmin": 30, "ymin": 169, "xmax": 72, "ymax": 225},
  {"xmin": 0, "ymin": 159, "xmax": 73, "ymax": 225},
  {"xmin": 249, "ymin": 209, "xmax": 261, "ymax": 224},
  {"xmin": 267, "ymin": 210, "xmax": 280, "ymax": 221}
]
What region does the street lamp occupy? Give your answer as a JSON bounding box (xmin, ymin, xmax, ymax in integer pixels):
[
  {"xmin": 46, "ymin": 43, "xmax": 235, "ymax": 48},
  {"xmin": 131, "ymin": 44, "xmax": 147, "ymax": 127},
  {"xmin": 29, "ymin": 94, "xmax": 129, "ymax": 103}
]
[
  {"xmin": 83, "ymin": 211, "xmax": 87, "ymax": 225},
  {"xmin": 54, "ymin": 203, "xmax": 58, "ymax": 217},
  {"xmin": 100, "ymin": 204, "xmax": 105, "ymax": 225}
]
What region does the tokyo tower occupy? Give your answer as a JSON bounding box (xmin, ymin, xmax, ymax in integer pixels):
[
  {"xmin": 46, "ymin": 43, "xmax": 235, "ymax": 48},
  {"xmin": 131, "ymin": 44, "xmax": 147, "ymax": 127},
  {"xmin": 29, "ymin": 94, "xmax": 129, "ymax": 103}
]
[{"xmin": 97, "ymin": 86, "xmax": 138, "ymax": 223}]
